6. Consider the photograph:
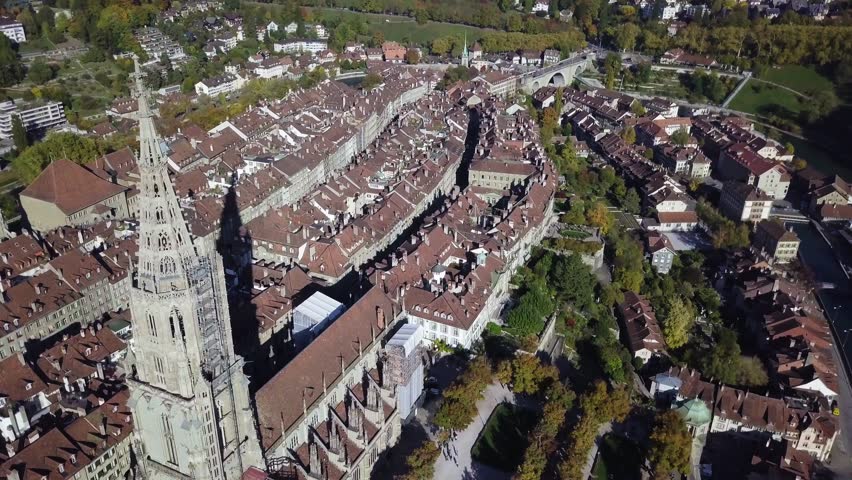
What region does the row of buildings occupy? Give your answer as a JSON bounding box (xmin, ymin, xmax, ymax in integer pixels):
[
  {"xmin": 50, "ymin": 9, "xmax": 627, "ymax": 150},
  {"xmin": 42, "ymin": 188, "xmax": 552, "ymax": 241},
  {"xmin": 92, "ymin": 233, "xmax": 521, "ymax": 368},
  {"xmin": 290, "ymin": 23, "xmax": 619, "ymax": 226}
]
[
  {"xmin": 255, "ymin": 90, "xmax": 557, "ymax": 478},
  {"xmin": 539, "ymin": 83, "xmax": 844, "ymax": 477}
]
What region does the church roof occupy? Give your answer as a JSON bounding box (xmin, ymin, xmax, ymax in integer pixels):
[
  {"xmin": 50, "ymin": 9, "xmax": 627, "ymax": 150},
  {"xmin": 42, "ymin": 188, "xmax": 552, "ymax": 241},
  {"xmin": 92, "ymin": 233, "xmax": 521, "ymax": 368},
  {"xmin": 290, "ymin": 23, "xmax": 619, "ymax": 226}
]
[{"xmin": 21, "ymin": 159, "xmax": 127, "ymax": 215}]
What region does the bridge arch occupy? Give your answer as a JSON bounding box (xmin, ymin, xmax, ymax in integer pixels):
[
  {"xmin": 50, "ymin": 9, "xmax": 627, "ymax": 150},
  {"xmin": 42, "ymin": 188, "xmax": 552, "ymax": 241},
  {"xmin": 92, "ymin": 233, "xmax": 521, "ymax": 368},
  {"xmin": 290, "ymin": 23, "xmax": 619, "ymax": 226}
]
[{"xmin": 549, "ymin": 72, "xmax": 566, "ymax": 86}]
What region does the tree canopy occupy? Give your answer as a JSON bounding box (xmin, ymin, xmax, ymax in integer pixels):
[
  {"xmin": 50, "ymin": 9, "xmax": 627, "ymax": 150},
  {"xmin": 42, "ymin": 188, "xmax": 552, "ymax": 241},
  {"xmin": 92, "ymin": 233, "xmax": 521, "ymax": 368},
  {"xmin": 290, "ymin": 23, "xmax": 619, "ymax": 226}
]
[
  {"xmin": 0, "ymin": 35, "xmax": 25, "ymax": 87},
  {"xmin": 13, "ymin": 133, "xmax": 104, "ymax": 184},
  {"xmin": 647, "ymin": 410, "xmax": 692, "ymax": 480}
]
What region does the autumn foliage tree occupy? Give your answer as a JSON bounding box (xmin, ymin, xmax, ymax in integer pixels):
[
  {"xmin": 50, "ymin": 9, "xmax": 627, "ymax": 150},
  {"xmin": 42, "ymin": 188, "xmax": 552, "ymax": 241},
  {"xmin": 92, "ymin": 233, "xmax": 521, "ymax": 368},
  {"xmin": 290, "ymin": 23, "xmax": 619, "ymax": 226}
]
[
  {"xmin": 558, "ymin": 381, "xmax": 631, "ymax": 480},
  {"xmin": 514, "ymin": 382, "xmax": 576, "ymax": 480},
  {"xmin": 647, "ymin": 410, "xmax": 692, "ymax": 480},
  {"xmin": 497, "ymin": 354, "xmax": 558, "ymax": 396},
  {"xmin": 402, "ymin": 438, "xmax": 441, "ymax": 480},
  {"xmin": 434, "ymin": 357, "xmax": 492, "ymax": 431}
]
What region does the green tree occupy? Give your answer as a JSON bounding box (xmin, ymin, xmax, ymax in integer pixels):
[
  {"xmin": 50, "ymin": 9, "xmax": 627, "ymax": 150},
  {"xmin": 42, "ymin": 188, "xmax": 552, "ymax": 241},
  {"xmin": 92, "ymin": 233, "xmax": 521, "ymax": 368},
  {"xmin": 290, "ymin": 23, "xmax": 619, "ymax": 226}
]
[
  {"xmin": 661, "ymin": 296, "xmax": 694, "ymax": 349},
  {"xmin": 509, "ymin": 354, "xmax": 558, "ymax": 395},
  {"xmin": 702, "ymin": 327, "xmax": 741, "ymax": 383},
  {"xmin": 0, "ymin": 35, "xmax": 25, "ymax": 87},
  {"xmin": 549, "ymin": 253, "xmax": 596, "ymax": 311},
  {"xmin": 12, "ymin": 132, "xmax": 102, "ymax": 184},
  {"xmin": 802, "ymin": 90, "xmax": 838, "ymax": 123},
  {"xmin": 27, "ymin": 58, "xmax": 55, "ymax": 84},
  {"xmin": 622, "ymin": 126, "xmax": 636, "ymax": 144},
  {"xmin": 671, "ymin": 128, "xmax": 690, "ymax": 146},
  {"xmin": 11, "ymin": 116, "xmax": 29, "ymax": 152},
  {"xmin": 507, "ymin": 280, "xmax": 553, "ymax": 336},
  {"xmin": 17, "ymin": 9, "xmax": 39, "ymax": 37},
  {"xmin": 648, "ymin": 410, "xmax": 692, "ymax": 480},
  {"xmin": 361, "ymin": 72, "xmax": 383, "ymax": 90},
  {"xmin": 736, "ymin": 356, "xmax": 769, "ymax": 386},
  {"xmin": 614, "ymin": 23, "xmax": 640, "ymax": 52},
  {"xmin": 622, "ymin": 188, "xmax": 641, "ymax": 214}
]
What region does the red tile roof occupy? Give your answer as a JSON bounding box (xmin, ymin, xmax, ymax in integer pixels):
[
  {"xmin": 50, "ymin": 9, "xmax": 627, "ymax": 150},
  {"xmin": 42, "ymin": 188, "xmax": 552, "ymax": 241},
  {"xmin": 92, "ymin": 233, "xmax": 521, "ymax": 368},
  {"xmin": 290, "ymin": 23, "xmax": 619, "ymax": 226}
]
[
  {"xmin": 255, "ymin": 286, "xmax": 397, "ymax": 452},
  {"xmin": 21, "ymin": 160, "xmax": 127, "ymax": 215}
]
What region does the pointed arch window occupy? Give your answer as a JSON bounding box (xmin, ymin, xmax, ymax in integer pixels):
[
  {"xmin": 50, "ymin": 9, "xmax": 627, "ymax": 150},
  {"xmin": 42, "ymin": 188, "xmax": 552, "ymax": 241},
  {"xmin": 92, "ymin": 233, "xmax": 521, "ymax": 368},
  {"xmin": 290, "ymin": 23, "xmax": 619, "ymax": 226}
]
[
  {"xmin": 146, "ymin": 312, "xmax": 158, "ymax": 338},
  {"xmin": 169, "ymin": 307, "xmax": 186, "ymax": 344},
  {"xmin": 161, "ymin": 414, "xmax": 179, "ymax": 465},
  {"xmin": 160, "ymin": 256, "xmax": 176, "ymax": 275}
]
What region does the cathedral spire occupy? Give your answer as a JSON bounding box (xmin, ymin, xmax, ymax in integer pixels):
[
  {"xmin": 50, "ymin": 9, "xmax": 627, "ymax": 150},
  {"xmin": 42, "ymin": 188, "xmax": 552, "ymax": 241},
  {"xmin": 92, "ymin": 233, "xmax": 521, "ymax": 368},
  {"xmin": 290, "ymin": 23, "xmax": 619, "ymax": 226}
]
[
  {"xmin": 127, "ymin": 56, "xmax": 263, "ymax": 480},
  {"xmin": 132, "ymin": 57, "xmax": 196, "ymax": 295}
]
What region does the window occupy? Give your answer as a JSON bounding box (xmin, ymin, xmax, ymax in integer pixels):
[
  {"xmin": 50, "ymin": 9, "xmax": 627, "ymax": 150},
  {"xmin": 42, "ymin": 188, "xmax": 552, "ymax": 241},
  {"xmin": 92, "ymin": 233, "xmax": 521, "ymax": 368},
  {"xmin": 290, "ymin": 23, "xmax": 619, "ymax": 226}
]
[
  {"xmin": 160, "ymin": 256, "xmax": 176, "ymax": 275},
  {"xmin": 154, "ymin": 356, "xmax": 167, "ymax": 385},
  {"xmin": 161, "ymin": 414, "xmax": 179, "ymax": 465},
  {"xmin": 169, "ymin": 308, "xmax": 186, "ymax": 343},
  {"xmin": 147, "ymin": 313, "xmax": 158, "ymax": 338}
]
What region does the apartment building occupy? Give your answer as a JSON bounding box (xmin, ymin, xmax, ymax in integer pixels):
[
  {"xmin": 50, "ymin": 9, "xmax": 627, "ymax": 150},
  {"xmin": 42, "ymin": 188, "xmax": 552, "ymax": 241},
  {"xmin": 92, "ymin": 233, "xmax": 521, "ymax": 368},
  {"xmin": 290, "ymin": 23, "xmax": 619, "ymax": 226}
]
[
  {"xmin": 135, "ymin": 27, "xmax": 186, "ymax": 63},
  {"xmin": 0, "ymin": 15, "xmax": 25, "ymax": 43},
  {"xmin": 754, "ymin": 220, "xmax": 800, "ymax": 263},
  {"xmin": 720, "ymin": 181, "xmax": 772, "ymax": 222},
  {"xmin": 273, "ymin": 39, "xmax": 328, "ymax": 54},
  {"xmin": 718, "ymin": 144, "xmax": 790, "ymax": 200},
  {"xmin": 617, "ymin": 292, "xmax": 666, "ymax": 362},
  {"xmin": 195, "ymin": 73, "xmax": 245, "ymax": 96},
  {"xmin": 0, "ymin": 100, "xmax": 66, "ymax": 139}
]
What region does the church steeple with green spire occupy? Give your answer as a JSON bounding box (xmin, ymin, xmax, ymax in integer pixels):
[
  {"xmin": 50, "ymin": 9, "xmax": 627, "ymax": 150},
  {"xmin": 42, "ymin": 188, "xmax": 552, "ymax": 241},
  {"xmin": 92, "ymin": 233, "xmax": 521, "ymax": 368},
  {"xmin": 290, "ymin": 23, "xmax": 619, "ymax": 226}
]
[{"xmin": 461, "ymin": 32, "xmax": 470, "ymax": 68}]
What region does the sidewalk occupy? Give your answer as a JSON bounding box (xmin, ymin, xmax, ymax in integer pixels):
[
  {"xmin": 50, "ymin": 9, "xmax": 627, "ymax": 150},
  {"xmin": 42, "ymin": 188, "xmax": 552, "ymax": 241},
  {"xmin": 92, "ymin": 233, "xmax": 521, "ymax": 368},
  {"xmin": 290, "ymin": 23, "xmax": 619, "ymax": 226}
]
[{"xmin": 431, "ymin": 383, "xmax": 514, "ymax": 480}]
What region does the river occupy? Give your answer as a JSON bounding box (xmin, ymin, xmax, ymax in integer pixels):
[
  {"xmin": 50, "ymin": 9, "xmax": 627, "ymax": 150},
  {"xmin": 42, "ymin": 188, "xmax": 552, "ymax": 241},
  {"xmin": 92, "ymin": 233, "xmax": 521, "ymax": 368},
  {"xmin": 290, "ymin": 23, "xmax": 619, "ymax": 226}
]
[{"xmin": 789, "ymin": 223, "xmax": 852, "ymax": 369}]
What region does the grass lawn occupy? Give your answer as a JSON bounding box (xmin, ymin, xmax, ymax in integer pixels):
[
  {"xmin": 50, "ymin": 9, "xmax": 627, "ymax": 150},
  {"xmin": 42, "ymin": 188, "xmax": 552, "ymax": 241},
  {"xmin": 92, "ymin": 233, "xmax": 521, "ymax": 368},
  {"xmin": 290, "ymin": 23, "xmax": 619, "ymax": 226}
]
[
  {"xmin": 471, "ymin": 403, "xmax": 537, "ymax": 472},
  {"xmin": 759, "ymin": 65, "xmax": 833, "ymax": 95},
  {"xmin": 0, "ymin": 170, "xmax": 18, "ymax": 189},
  {"xmin": 728, "ymin": 79, "xmax": 802, "ymax": 118},
  {"xmin": 247, "ymin": 2, "xmax": 492, "ymax": 45},
  {"xmin": 592, "ymin": 434, "xmax": 643, "ymax": 480},
  {"xmin": 17, "ymin": 38, "xmax": 53, "ymax": 54}
]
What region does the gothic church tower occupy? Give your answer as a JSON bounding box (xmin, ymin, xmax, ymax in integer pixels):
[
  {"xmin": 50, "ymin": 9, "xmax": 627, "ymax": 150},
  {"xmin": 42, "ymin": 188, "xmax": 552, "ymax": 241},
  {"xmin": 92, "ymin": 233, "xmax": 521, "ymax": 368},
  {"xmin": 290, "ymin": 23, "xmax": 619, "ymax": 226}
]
[{"xmin": 126, "ymin": 59, "xmax": 263, "ymax": 480}]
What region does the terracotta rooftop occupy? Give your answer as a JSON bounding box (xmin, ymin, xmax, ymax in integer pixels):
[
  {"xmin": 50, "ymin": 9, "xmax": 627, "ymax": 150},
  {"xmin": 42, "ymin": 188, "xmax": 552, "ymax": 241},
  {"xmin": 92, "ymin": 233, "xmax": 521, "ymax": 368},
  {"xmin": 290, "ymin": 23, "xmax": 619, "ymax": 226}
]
[{"xmin": 21, "ymin": 159, "xmax": 128, "ymax": 215}]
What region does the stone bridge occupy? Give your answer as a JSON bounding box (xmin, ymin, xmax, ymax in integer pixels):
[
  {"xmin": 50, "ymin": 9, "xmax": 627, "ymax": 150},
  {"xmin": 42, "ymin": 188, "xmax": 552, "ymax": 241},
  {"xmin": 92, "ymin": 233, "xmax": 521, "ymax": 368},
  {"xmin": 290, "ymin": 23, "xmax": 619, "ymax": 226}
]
[{"xmin": 518, "ymin": 52, "xmax": 597, "ymax": 94}]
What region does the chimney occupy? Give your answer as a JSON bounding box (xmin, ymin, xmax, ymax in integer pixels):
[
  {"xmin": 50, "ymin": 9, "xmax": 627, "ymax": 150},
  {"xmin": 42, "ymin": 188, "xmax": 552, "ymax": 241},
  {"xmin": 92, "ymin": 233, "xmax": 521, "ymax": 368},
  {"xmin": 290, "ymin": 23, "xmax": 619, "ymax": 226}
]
[{"xmin": 99, "ymin": 416, "xmax": 107, "ymax": 436}]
